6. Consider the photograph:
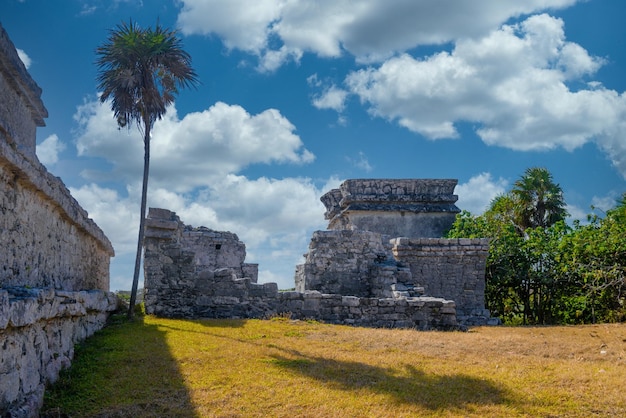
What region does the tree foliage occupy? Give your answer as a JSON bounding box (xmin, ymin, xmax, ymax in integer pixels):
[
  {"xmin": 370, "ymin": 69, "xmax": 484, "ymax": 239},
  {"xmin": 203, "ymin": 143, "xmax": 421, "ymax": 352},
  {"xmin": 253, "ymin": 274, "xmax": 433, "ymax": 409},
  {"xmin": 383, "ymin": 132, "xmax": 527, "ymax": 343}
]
[
  {"xmin": 511, "ymin": 167, "xmax": 568, "ymax": 231},
  {"xmin": 448, "ymin": 168, "xmax": 625, "ymax": 325}
]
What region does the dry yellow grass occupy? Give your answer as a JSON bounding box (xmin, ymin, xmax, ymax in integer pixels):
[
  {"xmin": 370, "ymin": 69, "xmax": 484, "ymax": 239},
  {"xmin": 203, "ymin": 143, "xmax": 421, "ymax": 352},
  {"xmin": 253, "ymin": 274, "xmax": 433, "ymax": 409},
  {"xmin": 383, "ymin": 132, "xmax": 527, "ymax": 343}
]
[{"xmin": 43, "ymin": 316, "xmax": 626, "ymax": 417}]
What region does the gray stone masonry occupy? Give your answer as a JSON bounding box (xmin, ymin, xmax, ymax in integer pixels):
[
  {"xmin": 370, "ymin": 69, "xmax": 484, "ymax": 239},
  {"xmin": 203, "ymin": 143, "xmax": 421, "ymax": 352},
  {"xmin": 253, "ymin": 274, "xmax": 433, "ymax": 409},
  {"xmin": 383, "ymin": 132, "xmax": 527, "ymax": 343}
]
[
  {"xmin": 0, "ymin": 23, "xmax": 47, "ymax": 159},
  {"xmin": 0, "ymin": 23, "xmax": 114, "ymax": 291},
  {"xmin": 143, "ymin": 208, "xmax": 458, "ymax": 330},
  {"xmin": 0, "ymin": 288, "xmax": 118, "ymax": 416},
  {"xmin": 391, "ymin": 237, "xmax": 491, "ymax": 325},
  {"xmin": 300, "ymin": 179, "xmax": 492, "ymax": 325},
  {"xmin": 144, "ymin": 208, "xmax": 259, "ymax": 316},
  {"xmin": 0, "ymin": 24, "xmax": 117, "ymax": 417},
  {"xmin": 321, "ymin": 178, "xmax": 461, "ymax": 238},
  {"xmin": 294, "ymin": 230, "xmax": 414, "ymax": 298}
]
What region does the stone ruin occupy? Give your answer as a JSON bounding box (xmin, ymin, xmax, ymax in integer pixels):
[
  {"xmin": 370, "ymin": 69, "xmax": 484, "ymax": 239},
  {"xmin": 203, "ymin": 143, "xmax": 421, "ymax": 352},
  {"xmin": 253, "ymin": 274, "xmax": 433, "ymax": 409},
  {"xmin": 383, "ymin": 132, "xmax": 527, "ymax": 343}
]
[
  {"xmin": 0, "ymin": 18, "xmax": 496, "ymax": 416},
  {"xmin": 144, "ymin": 179, "xmax": 494, "ymax": 329},
  {"xmin": 1, "ymin": 23, "xmax": 117, "ymax": 417},
  {"xmin": 296, "ymin": 179, "xmax": 491, "ymax": 323}
]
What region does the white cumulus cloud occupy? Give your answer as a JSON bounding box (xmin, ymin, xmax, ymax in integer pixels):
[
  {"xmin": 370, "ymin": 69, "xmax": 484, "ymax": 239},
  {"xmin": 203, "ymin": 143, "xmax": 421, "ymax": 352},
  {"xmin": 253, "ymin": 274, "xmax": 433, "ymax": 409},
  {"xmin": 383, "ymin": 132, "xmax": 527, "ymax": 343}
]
[
  {"xmin": 312, "ymin": 85, "xmax": 348, "ymax": 112},
  {"xmin": 74, "ymin": 99, "xmax": 315, "ymax": 191},
  {"xmin": 36, "ymin": 134, "xmax": 66, "ymax": 166},
  {"xmin": 343, "ymin": 14, "xmax": 626, "ymax": 178},
  {"xmin": 455, "ymin": 173, "xmax": 508, "ymax": 215},
  {"xmin": 177, "ymin": 0, "xmax": 578, "ymax": 70}
]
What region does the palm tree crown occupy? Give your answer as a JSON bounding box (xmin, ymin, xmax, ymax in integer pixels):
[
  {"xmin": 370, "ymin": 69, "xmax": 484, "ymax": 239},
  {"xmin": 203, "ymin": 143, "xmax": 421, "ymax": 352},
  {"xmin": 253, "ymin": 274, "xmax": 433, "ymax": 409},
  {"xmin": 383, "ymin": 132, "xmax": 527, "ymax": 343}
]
[
  {"xmin": 511, "ymin": 167, "xmax": 568, "ymax": 230},
  {"xmin": 96, "ymin": 20, "xmax": 198, "ymax": 131}
]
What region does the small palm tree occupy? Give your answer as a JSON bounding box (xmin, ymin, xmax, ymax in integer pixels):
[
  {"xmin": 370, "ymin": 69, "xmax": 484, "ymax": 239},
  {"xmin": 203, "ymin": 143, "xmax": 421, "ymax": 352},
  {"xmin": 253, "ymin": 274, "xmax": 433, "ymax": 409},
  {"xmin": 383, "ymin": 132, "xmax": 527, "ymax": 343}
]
[
  {"xmin": 96, "ymin": 20, "xmax": 198, "ymax": 318},
  {"xmin": 511, "ymin": 167, "xmax": 568, "ymax": 231}
]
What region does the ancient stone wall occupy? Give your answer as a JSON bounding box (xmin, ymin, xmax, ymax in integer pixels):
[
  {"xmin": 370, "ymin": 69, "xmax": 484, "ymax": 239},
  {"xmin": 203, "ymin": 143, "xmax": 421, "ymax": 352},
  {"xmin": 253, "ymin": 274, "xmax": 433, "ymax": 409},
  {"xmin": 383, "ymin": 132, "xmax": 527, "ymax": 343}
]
[
  {"xmin": 0, "ymin": 24, "xmax": 45, "ymax": 159},
  {"xmin": 0, "ymin": 23, "xmax": 116, "ymax": 417},
  {"xmin": 144, "ymin": 208, "xmax": 458, "ymax": 330},
  {"xmin": 391, "ymin": 237, "xmax": 491, "ymax": 325},
  {"xmin": 294, "ymin": 230, "xmax": 413, "ymax": 298},
  {"xmin": 0, "ymin": 23, "xmax": 114, "ymax": 291},
  {"xmin": 144, "ymin": 179, "xmax": 491, "ymax": 328},
  {"xmin": 0, "ymin": 160, "xmax": 114, "ymax": 290},
  {"xmin": 0, "ymin": 288, "xmax": 118, "ymax": 415},
  {"xmin": 144, "ymin": 208, "xmax": 259, "ymax": 316},
  {"xmin": 293, "ymin": 233, "xmax": 491, "ymax": 325}
]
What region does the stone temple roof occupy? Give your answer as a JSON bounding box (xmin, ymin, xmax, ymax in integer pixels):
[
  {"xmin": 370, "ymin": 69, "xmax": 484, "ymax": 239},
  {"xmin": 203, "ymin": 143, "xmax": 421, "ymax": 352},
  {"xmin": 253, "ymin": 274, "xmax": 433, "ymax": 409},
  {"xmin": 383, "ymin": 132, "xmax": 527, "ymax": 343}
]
[{"xmin": 322, "ymin": 178, "xmax": 459, "ymax": 217}]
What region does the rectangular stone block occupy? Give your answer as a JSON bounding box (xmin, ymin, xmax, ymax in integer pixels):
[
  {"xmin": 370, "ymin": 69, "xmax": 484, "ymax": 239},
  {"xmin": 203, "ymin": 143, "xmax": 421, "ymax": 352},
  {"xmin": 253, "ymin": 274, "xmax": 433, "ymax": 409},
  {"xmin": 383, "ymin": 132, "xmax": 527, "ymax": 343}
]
[{"xmin": 341, "ymin": 296, "xmax": 360, "ymax": 307}]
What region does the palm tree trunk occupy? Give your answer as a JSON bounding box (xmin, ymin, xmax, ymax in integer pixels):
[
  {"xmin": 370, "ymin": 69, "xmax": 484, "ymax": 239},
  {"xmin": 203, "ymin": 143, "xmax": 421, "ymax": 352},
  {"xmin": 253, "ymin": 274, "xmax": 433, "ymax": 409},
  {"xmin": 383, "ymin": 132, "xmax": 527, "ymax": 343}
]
[{"xmin": 128, "ymin": 123, "xmax": 151, "ymax": 319}]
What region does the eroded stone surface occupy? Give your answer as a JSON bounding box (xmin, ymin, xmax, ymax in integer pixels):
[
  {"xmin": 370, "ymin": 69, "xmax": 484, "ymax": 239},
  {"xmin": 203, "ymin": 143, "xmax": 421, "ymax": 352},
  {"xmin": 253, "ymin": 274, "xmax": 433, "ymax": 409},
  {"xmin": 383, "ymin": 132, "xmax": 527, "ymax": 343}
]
[
  {"xmin": 1, "ymin": 23, "xmax": 113, "ymax": 291},
  {"xmin": 0, "ymin": 289, "xmax": 118, "ymax": 415}
]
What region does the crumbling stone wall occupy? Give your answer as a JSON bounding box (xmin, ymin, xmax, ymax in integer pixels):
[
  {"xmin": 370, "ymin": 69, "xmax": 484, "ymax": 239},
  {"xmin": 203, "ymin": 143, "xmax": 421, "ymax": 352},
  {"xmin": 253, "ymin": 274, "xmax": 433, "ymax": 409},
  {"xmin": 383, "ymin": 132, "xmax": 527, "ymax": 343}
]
[
  {"xmin": 0, "ymin": 161, "xmax": 113, "ymax": 290},
  {"xmin": 294, "ymin": 230, "xmax": 414, "ymax": 298},
  {"xmin": 0, "ymin": 24, "xmax": 45, "ymax": 159},
  {"xmin": 0, "ymin": 23, "xmax": 116, "ymax": 417},
  {"xmin": 144, "ymin": 178, "xmax": 492, "ymax": 328},
  {"xmin": 0, "ymin": 23, "xmax": 114, "ymax": 291},
  {"xmin": 144, "ymin": 208, "xmax": 458, "ymax": 330},
  {"xmin": 144, "ymin": 208, "xmax": 259, "ymax": 317}
]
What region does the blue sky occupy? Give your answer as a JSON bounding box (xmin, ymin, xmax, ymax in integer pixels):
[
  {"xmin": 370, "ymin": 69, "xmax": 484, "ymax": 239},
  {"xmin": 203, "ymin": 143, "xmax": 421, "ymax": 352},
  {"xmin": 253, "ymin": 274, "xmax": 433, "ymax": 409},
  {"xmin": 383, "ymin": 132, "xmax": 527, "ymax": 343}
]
[{"xmin": 2, "ymin": 0, "xmax": 625, "ymax": 291}]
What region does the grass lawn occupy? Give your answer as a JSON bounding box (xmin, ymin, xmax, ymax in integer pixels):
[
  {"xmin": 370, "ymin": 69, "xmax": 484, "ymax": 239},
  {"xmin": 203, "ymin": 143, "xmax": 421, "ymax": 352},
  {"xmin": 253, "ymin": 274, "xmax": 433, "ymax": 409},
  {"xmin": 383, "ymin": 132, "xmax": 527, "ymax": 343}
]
[{"xmin": 42, "ymin": 315, "xmax": 626, "ymax": 417}]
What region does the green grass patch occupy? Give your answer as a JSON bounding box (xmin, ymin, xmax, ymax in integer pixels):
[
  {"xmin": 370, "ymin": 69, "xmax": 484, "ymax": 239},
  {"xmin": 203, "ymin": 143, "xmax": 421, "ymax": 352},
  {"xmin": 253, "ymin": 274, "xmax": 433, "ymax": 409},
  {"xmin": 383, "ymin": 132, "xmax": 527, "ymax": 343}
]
[{"xmin": 42, "ymin": 318, "xmax": 626, "ymax": 417}]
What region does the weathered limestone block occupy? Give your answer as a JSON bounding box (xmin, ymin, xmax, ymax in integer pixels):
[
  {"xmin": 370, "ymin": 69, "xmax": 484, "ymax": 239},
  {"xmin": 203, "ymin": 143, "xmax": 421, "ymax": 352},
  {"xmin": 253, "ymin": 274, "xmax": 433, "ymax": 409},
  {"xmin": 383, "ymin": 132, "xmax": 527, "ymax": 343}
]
[
  {"xmin": 143, "ymin": 208, "xmax": 459, "ymax": 330},
  {"xmin": 0, "ymin": 25, "xmax": 117, "ymax": 418},
  {"xmin": 144, "ymin": 208, "xmax": 259, "ymax": 316},
  {"xmin": 297, "ymin": 180, "xmax": 491, "ymax": 325},
  {"xmin": 0, "ymin": 288, "xmax": 118, "ymax": 416},
  {"xmin": 0, "ymin": 161, "xmax": 114, "ymax": 290},
  {"xmin": 0, "ymin": 23, "xmax": 47, "ymax": 158}
]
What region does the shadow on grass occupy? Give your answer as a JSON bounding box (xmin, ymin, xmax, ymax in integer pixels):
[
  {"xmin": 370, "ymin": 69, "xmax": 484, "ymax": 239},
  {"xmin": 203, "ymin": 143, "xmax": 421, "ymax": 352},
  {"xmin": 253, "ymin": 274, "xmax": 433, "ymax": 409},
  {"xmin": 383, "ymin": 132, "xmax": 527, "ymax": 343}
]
[
  {"xmin": 40, "ymin": 315, "xmax": 198, "ymax": 418},
  {"xmin": 268, "ymin": 350, "xmax": 512, "ymax": 412}
]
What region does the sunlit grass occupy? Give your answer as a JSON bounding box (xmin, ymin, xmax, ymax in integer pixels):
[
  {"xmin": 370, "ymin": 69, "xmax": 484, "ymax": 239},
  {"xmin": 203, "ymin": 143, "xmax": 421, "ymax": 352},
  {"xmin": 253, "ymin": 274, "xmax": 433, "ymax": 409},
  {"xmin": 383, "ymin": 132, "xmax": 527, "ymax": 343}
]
[{"xmin": 43, "ymin": 315, "xmax": 626, "ymax": 417}]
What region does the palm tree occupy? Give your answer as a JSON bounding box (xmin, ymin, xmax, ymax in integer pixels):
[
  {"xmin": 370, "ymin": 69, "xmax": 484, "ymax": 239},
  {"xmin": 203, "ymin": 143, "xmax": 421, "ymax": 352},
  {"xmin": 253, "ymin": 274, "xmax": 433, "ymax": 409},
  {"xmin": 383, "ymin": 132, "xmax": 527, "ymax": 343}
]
[
  {"xmin": 511, "ymin": 167, "xmax": 568, "ymax": 231},
  {"xmin": 96, "ymin": 20, "xmax": 198, "ymax": 318}
]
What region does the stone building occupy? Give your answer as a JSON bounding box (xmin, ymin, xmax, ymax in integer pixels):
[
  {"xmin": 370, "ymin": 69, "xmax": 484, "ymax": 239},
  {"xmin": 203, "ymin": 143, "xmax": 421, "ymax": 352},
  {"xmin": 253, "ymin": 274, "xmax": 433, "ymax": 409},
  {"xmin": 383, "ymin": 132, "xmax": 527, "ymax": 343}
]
[
  {"xmin": 143, "ymin": 180, "xmax": 493, "ymax": 329},
  {"xmin": 1, "ymin": 24, "xmax": 117, "ymax": 417},
  {"xmin": 296, "ymin": 179, "xmax": 491, "ymax": 323}
]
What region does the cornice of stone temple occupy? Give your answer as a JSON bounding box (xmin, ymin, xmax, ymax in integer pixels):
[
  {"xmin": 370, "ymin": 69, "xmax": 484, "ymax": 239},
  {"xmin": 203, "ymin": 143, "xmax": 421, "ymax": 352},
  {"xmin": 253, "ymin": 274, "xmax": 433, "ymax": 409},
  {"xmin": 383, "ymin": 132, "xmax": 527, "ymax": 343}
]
[
  {"xmin": 0, "ymin": 23, "xmax": 48, "ymax": 131},
  {"xmin": 320, "ymin": 179, "xmax": 461, "ymax": 238}
]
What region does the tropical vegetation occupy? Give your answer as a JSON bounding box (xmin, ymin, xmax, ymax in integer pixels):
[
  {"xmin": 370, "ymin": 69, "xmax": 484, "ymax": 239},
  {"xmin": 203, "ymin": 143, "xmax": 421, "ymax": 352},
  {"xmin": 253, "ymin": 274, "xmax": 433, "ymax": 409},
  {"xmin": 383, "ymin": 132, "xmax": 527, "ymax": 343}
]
[{"xmin": 447, "ymin": 167, "xmax": 626, "ymax": 325}]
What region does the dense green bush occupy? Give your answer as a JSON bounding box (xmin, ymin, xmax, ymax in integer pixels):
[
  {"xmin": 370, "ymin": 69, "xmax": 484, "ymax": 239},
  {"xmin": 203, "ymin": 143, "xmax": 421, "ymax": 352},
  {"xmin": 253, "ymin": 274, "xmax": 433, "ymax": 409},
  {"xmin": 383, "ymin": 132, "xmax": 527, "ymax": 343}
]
[{"xmin": 447, "ymin": 168, "xmax": 625, "ymax": 325}]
